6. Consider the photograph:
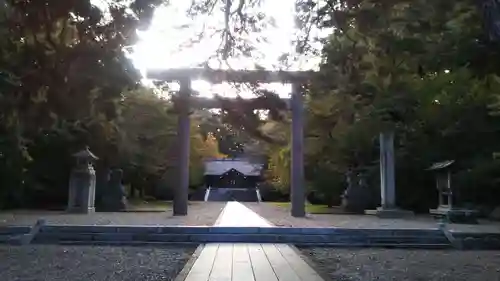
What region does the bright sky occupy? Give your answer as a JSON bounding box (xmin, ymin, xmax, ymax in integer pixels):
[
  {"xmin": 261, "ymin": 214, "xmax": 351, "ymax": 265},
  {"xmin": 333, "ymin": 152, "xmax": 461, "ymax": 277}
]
[{"xmin": 99, "ymin": 0, "xmax": 326, "ymax": 98}]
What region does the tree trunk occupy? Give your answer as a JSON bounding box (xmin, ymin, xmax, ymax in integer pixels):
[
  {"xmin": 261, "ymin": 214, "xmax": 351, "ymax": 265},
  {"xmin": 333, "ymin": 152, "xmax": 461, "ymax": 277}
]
[{"xmin": 130, "ymin": 184, "xmax": 136, "ymax": 198}]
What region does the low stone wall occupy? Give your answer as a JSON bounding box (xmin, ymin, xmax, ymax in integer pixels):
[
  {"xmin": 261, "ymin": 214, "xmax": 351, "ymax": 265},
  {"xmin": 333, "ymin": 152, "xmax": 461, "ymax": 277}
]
[{"xmin": 1, "ymin": 225, "xmax": 452, "ymax": 248}]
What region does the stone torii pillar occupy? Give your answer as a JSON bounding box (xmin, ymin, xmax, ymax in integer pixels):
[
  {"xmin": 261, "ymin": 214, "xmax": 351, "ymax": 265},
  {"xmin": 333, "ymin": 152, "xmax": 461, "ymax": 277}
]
[
  {"xmin": 379, "ymin": 132, "xmax": 396, "ymax": 210},
  {"xmin": 366, "ymin": 131, "xmax": 413, "ymax": 218},
  {"xmin": 173, "ymin": 78, "xmax": 191, "ymax": 216},
  {"xmin": 290, "ymin": 83, "xmax": 306, "ymax": 217}
]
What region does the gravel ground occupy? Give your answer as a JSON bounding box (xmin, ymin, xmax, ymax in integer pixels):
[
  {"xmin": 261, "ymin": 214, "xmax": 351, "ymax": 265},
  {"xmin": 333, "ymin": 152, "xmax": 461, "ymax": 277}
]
[
  {"xmin": 244, "ymin": 203, "xmax": 500, "ymax": 232},
  {"xmin": 0, "ymin": 202, "xmax": 225, "ymax": 226},
  {"xmin": 0, "ymin": 245, "xmax": 196, "ymax": 281},
  {"xmin": 244, "ymin": 202, "xmax": 435, "ymax": 228},
  {"xmin": 299, "ymin": 248, "xmax": 500, "ymax": 281}
]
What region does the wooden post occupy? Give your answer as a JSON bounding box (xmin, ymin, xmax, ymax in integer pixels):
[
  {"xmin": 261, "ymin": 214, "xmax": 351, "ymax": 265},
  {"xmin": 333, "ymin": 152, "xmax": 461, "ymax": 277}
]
[
  {"xmin": 173, "ymin": 78, "xmax": 191, "ymax": 216},
  {"xmin": 290, "ymin": 83, "xmax": 306, "ymax": 217},
  {"xmin": 447, "ymin": 170, "xmax": 452, "ymax": 208},
  {"xmin": 437, "ymin": 175, "xmax": 443, "ymax": 207}
]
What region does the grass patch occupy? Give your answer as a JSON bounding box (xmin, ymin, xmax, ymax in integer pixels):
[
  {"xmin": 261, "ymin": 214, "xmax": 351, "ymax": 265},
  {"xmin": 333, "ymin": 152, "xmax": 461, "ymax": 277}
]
[
  {"xmin": 271, "ymin": 202, "xmax": 333, "ymax": 214},
  {"xmin": 127, "ymin": 199, "xmax": 172, "ymax": 211}
]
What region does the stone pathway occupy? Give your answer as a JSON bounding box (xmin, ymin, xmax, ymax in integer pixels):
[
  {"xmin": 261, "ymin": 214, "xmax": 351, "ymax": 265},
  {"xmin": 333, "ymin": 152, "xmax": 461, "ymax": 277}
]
[{"xmin": 182, "ymin": 202, "xmax": 324, "ymax": 281}]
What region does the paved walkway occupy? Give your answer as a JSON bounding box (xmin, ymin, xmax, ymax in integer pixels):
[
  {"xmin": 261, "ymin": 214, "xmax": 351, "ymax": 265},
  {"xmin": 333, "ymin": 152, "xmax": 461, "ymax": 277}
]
[{"xmin": 182, "ymin": 202, "xmax": 324, "ymax": 281}]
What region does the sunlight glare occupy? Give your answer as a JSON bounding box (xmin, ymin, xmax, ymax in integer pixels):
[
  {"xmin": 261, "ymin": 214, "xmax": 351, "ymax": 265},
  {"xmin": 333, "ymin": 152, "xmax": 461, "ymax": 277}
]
[{"xmin": 124, "ymin": 0, "xmax": 321, "ymax": 98}]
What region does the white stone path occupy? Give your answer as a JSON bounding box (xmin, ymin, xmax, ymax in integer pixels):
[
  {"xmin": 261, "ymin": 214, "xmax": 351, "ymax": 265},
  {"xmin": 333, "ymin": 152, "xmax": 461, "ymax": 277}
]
[{"xmin": 182, "ymin": 202, "xmax": 324, "ymax": 281}]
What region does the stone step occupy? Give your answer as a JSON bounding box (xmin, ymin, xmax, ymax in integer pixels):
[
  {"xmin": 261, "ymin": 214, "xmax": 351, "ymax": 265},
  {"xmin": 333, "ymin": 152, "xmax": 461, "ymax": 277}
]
[
  {"xmin": 2, "ymin": 225, "xmax": 450, "ymax": 247},
  {"xmin": 0, "ymin": 234, "xmax": 12, "ymax": 242},
  {"xmin": 37, "ymin": 225, "xmax": 444, "ymax": 237},
  {"xmin": 50, "ymin": 240, "xmax": 451, "ymax": 249},
  {"xmin": 52, "ymin": 238, "xmax": 451, "ymax": 249},
  {"xmin": 0, "ymin": 226, "xmax": 31, "ymax": 245},
  {"xmin": 0, "ymin": 234, "xmax": 23, "ymax": 244},
  {"xmin": 297, "ymin": 243, "xmax": 451, "ymax": 249},
  {"xmin": 33, "ymin": 232, "xmax": 449, "ymax": 246},
  {"xmin": 0, "ymin": 226, "xmax": 31, "ymax": 235},
  {"xmin": 450, "ymin": 232, "xmax": 500, "ymax": 250}
]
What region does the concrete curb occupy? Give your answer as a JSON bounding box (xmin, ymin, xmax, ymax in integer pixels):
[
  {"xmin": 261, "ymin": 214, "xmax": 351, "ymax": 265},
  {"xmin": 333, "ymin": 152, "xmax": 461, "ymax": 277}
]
[
  {"xmin": 28, "ymin": 240, "xmax": 451, "ymax": 249},
  {"xmin": 450, "ymin": 231, "xmax": 500, "ymax": 250},
  {"xmin": 31, "ymin": 225, "xmax": 445, "ymax": 235},
  {"xmin": 2, "ymin": 224, "xmax": 456, "ymax": 247},
  {"xmin": 20, "ymin": 219, "xmax": 45, "ymax": 245},
  {"xmin": 44, "ymin": 241, "xmax": 200, "ymax": 247},
  {"xmin": 174, "ymin": 244, "xmax": 205, "ymax": 281},
  {"xmin": 0, "ymin": 225, "xmax": 32, "ymax": 245},
  {"xmin": 439, "ymin": 222, "xmax": 462, "ymax": 249}
]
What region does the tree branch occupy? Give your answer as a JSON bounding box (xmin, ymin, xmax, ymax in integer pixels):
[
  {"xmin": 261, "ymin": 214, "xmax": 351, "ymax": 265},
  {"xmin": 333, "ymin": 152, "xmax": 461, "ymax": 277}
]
[
  {"xmin": 43, "ymin": 5, "xmax": 58, "ymax": 51},
  {"xmin": 58, "ymin": 18, "xmax": 69, "ymax": 45}
]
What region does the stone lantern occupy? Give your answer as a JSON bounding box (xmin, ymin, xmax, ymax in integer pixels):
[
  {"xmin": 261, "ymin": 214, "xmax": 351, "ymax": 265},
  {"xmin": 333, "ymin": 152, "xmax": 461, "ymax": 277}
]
[
  {"xmin": 67, "ymin": 147, "xmax": 98, "ymax": 213},
  {"xmin": 341, "ymin": 168, "xmax": 373, "ymax": 213},
  {"xmin": 428, "ymin": 160, "xmax": 478, "ymax": 223},
  {"xmin": 428, "ymin": 160, "xmax": 455, "ymax": 212},
  {"xmin": 100, "ymin": 168, "xmax": 128, "ymax": 211}
]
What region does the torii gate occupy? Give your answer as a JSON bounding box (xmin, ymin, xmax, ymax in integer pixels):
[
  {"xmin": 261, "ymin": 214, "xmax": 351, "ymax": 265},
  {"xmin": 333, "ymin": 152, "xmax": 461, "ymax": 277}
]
[
  {"xmin": 148, "ymin": 68, "xmax": 310, "ymax": 217},
  {"xmin": 147, "ymin": 68, "xmax": 406, "ymax": 218}
]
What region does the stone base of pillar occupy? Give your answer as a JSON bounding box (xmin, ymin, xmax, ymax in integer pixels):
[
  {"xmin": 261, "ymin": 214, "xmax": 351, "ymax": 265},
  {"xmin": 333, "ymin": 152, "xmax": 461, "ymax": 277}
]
[
  {"xmin": 430, "ymin": 207, "xmax": 479, "ymax": 224},
  {"xmin": 67, "ymin": 207, "xmax": 95, "ymax": 214},
  {"xmin": 365, "ymin": 207, "xmax": 414, "ymax": 218}
]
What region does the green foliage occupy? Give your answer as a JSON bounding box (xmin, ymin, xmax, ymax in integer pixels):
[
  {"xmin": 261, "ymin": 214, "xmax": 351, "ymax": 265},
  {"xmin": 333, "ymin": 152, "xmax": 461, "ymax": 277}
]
[
  {"xmin": 3, "ymin": 0, "xmax": 500, "ymax": 211},
  {"xmin": 117, "ymin": 91, "xmax": 226, "ymax": 199},
  {"xmin": 271, "ymin": 202, "xmax": 332, "ymax": 214},
  {"xmin": 0, "ymin": 0, "xmax": 227, "ymax": 208},
  {"xmin": 259, "ymin": 0, "xmax": 500, "ymax": 210}
]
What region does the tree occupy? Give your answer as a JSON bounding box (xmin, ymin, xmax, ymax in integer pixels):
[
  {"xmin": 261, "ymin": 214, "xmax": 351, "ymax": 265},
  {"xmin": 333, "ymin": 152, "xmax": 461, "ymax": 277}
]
[
  {"xmin": 0, "ymin": 0, "xmax": 162, "ymax": 208},
  {"xmin": 300, "ymin": 0, "xmax": 500, "ymax": 209},
  {"xmin": 106, "ymin": 86, "xmax": 227, "ymax": 199}
]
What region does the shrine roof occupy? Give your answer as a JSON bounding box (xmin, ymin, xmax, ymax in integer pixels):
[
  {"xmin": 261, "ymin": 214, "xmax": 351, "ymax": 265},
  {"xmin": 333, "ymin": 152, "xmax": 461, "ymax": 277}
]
[
  {"xmin": 427, "ymin": 160, "xmax": 455, "ymax": 171},
  {"xmin": 204, "ymin": 158, "xmax": 263, "ymax": 176}
]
